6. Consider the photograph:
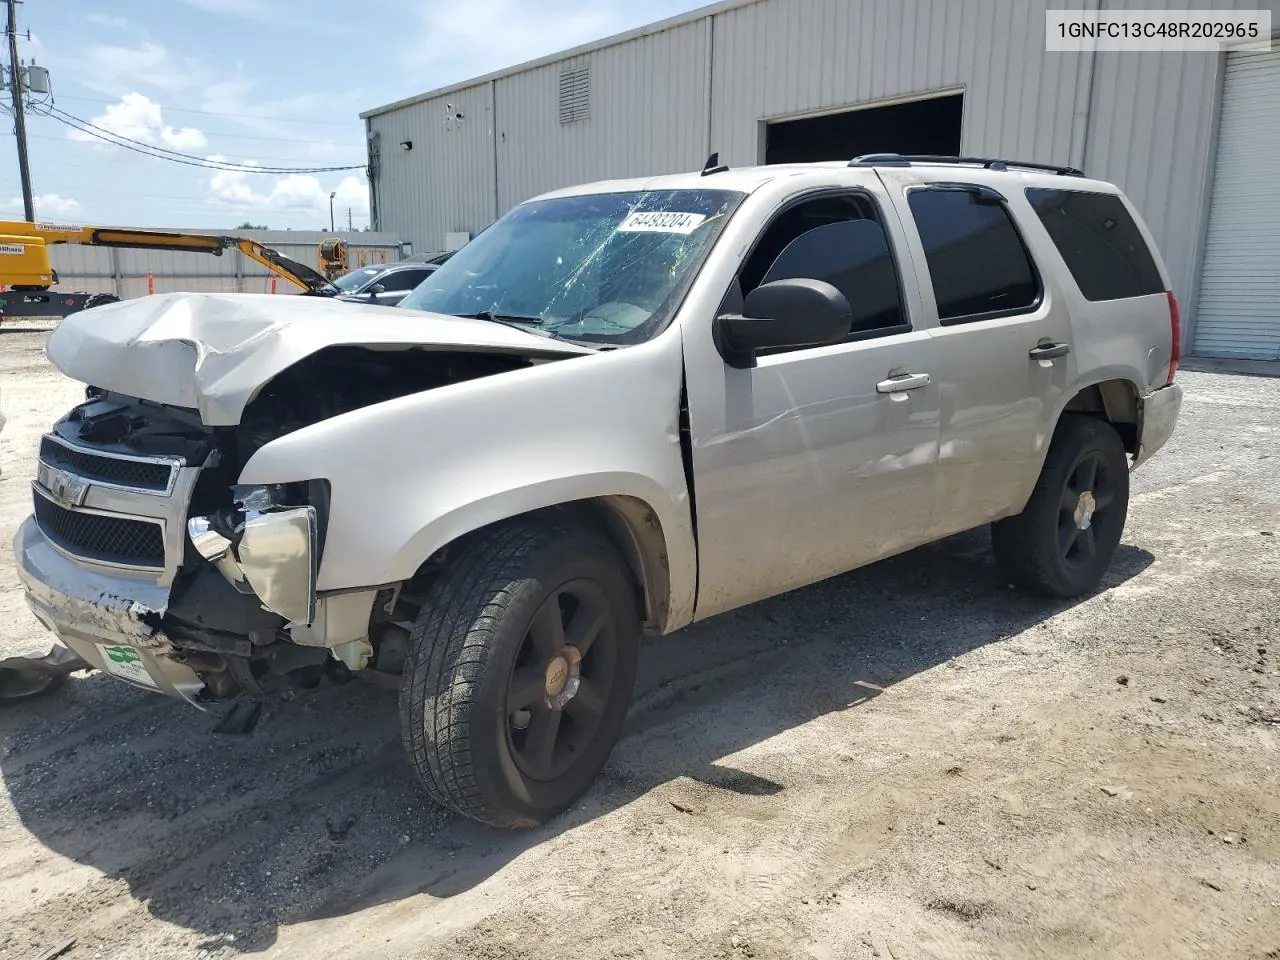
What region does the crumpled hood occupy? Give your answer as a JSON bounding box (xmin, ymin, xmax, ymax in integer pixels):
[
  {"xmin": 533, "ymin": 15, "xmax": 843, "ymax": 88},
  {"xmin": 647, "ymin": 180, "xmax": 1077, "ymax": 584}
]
[{"xmin": 45, "ymin": 292, "xmax": 593, "ymax": 425}]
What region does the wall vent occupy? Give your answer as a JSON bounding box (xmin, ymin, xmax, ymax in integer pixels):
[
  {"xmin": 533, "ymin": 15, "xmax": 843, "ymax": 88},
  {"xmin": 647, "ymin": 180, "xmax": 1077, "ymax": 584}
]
[{"xmin": 558, "ymin": 60, "xmax": 590, "ymax": 124}]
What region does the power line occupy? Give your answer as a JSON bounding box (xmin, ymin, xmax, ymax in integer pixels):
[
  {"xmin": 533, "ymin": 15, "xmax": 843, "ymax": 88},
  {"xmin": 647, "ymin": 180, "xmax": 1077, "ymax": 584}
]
[
  {"xmin": 97, "ymin": 125, "xmax": 353, "ymax": 147},
  {"xmin": 28, "ymin": 130, "xmax": 359, "ymax": 168},
  {"xmin": 51, "ymin": 106, "xmax": 356, "ymax": 146},
  {"xmin": 46, "ymin": 108, "xmax": 365, "ymax": 173},
  {"xmin": 49, "ymin": 106, "xmax": 364, "ymax": 170},
  {"xmin": 51, "ymin": 92, "xmax": 358, "ymax": 127}
]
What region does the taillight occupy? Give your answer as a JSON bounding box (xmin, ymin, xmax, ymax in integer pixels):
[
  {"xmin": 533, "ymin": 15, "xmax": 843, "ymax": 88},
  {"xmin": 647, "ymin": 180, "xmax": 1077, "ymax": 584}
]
[{"xmin": 1166, "ymin": 291, "xmax": 1181, "ymax": 385}]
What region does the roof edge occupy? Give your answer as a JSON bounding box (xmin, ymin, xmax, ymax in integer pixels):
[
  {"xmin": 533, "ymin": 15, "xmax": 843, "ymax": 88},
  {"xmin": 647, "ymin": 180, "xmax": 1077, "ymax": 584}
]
[{"xmin": 359, "ymin": 0, "xmax": 764, "ymax": 119}]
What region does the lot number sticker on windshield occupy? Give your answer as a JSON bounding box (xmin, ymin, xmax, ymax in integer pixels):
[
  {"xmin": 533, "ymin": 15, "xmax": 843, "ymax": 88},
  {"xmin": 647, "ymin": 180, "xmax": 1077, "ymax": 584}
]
[
  {"xmin": 617, "ymin": 211, "xmax": 707, "ymax": 234},
  {"xmin": 96, "ymin": 643, "xmax": 159, "ymax": 688}
]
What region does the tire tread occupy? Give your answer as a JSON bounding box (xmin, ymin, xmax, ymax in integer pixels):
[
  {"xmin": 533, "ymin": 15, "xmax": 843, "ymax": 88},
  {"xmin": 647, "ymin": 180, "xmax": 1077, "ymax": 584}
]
[{"xmin": 398, "ymin": 517, "xmax": 626, "ymax": 828}]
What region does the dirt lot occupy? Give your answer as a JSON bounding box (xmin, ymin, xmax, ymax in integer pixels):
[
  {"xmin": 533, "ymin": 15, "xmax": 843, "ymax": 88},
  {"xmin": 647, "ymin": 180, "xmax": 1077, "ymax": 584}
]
[{"xmin": 0, "ymin": 320, "xmax": 1277, "ymax": 960}]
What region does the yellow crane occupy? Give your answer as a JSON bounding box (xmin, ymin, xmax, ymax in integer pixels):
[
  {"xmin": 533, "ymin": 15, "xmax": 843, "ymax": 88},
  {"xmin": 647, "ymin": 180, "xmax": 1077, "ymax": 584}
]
[{"xmin": 0, "ymin": 220, "xmax": 336, "ymax": 320}]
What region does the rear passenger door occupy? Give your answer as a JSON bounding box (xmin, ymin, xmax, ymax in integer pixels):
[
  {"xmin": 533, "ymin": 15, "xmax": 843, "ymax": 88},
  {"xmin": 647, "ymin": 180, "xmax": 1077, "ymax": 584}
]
[{"xmin": 877, "ymin": 171, "xmax": 1075, "ymax": 538}]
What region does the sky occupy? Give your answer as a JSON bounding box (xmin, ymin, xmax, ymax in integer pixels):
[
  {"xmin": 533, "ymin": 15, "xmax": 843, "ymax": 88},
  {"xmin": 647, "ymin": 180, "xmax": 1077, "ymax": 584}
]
[{"xmin": 0, "ymin": 0, "xmax": 709, "ymax": 231}]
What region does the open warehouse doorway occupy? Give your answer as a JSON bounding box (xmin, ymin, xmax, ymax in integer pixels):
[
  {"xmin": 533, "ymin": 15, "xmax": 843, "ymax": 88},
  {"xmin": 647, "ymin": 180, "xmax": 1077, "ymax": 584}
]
[{"xmin": 765, "ymin": 92, "xmax": 963, "ymax": 164}]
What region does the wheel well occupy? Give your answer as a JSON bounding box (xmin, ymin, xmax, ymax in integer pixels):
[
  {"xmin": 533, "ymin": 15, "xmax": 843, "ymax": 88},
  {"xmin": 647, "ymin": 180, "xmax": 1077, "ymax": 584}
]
[
  {"xmin": 1062, "ymin": 380, "xmax": 1139, "ymax": 454},
  {"xmin": 556, "ymin": 496, "xmax": 670, "ymax": 632},
  {"xmin": 413, "ymin": 497, "xmax": 671, "ymax": 633}
]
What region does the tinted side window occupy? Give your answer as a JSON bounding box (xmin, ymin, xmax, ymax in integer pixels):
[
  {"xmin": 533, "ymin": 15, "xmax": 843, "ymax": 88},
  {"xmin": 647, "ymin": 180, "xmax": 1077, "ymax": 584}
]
[
  {"xmin": 908, "ymin": 189, "xmax": 1039, "ymax": 322},
  {"xmin": 737, "ymin": 193, "xmax": 907, "ymax": 341},
  {"xmin": 1025, "ymin": 188, "xmax": 1163, "ymax": 301},
  {"xmin": 380, "ymin": 269, "xmax": 431, "ymax": 292},
  {"xmin": 761, "ymin": 221, "xmax": 904, "ymax": 332}
]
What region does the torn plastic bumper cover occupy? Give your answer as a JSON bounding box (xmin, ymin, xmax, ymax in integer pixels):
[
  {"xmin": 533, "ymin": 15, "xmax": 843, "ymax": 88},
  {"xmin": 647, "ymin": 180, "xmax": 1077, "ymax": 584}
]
[
  {"xmin": 13, "ymin": 515, "xmax": 205, "ymax": 702},
  {"xmin": 0, "ymin": 643, "xmax": 89, "ymax": 702}
]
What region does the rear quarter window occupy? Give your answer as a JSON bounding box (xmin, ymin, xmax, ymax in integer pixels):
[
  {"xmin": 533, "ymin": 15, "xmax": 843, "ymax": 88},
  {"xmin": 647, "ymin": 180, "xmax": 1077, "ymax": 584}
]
[{"xmin": 1025, "ymin": 188, "xmax": 1164, "ymax": 301}]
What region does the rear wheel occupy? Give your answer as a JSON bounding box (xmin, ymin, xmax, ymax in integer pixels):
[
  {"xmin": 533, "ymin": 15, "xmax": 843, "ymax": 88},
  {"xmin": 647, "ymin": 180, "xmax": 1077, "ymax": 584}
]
[
  {"xmin": 991, "ymin": 416, "xmax": 1130, "ymax": 598},
  {"xmin": 399, "ymin": 517, "xmax": 640, "ymax": 828}
]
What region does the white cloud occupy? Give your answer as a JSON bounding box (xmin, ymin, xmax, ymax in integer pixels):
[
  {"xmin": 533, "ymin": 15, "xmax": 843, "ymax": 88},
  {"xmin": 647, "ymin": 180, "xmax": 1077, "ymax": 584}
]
[
  {"xmin": 3, "ymin": 194, "xmax": 81, "ymax": 219},
  {"xmin": 179, "ymin": 0, "xmax": 282, "ymax": 25},
  {"xmin": 208, "ymin": 162, "xmax": 369, "ymax": 223},
  {"xmin": 402, "ymin": 0, "xmax": 619, "ymax": 81},
  {"xmin": 86, "ymin": 13, "xmax": 129, "ymax": 29},
  {"xmin": 68, "ymin": 93, "xmax": 207, "ymax": 151},
  {"xmin": 77, "ymin": 42, "xmax": 207, "ymax": 95},
  {"xmin": 37, "ymin": 194, "xmax": 82, "ymax": 217},
  {"xmin": 199, "ymin": 72, "xmax": 365, "ymax": 144}
]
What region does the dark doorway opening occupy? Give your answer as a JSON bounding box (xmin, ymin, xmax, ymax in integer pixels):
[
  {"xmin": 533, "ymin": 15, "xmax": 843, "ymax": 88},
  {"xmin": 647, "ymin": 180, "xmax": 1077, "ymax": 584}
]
[{"xmin": 765, "ymin": 93, "xmax": 963, "ymax": 165}]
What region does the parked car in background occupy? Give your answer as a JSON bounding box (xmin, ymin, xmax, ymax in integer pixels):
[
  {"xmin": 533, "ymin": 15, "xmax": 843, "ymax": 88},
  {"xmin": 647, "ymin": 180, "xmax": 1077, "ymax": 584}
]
[
  {"xmin": 331, "ymin": 259, "xmax": 445, "ymax": 307},
  {"xmin": 410, "ymin": 250, "xmax": 458, "ymax": 267}
]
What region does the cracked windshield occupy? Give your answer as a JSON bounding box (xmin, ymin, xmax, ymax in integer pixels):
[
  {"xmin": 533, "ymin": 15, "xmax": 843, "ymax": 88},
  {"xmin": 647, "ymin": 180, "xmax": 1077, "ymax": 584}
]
[{"xmin": 397, "ymin": 189, "xmax": 743, "ymax": 344}]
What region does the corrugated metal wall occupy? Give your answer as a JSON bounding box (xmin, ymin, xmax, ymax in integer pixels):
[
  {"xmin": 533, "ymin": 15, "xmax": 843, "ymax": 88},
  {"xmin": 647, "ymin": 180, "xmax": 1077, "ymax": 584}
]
[
  {"xmin": 40, "ymin": 230, "xmax": 406, "ymax": 298},
  {"xmin": 708, "ymin": 0, "xmax": 1086, "ymax": 166},
  {"xmin": 1082, "ymin": 0, "xmax": 1280, "ymax": 342},
  {"xmin": 495, "ymin": 20, "xmax": 711, "ymax": 210},
  {"xmin": 365, "ymin": 0, "xmax": 1280, "ymax": 348},
  {"xmin": 371, "ymin": 85, "xmax": 498, "ymax": 252}
]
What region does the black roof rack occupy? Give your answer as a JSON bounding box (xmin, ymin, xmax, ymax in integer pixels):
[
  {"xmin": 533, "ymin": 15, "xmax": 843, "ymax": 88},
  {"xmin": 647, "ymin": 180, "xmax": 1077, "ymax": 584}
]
[{"xmin": 848, "ymin": 153, "xmax": 1085, "ymax": 177}]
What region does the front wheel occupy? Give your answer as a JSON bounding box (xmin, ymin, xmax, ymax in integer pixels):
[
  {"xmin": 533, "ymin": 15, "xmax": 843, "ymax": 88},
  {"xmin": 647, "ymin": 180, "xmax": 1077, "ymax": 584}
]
[
  {"xmin": 399, "ymin": 517, "xmax": 640, "ymax": 828},
  {"xmin": 991, "ymin": 416, "xmax": 1130, "ymax": 598}
]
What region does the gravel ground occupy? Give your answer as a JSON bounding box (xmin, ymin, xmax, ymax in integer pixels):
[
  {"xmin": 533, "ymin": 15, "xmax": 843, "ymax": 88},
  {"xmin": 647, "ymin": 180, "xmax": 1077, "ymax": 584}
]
[{"xmin": 0, "ymin": 321, "xmax": 1277, "ymax": 960}]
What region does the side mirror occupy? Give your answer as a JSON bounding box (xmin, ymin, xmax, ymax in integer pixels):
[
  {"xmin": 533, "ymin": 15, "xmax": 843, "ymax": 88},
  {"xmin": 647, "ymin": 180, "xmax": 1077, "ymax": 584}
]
[
  {"xmin": 367, "ymin": 283, "xmax": 387, "ymax": 296},
  {"xmin": 714, "ymin": 278, "xmax": 851, "ymax": 368}
]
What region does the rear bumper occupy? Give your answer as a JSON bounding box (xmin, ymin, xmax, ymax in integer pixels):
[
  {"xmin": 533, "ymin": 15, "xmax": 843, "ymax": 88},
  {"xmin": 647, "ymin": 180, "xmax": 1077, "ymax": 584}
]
[
  {"xmin": 14, "ymin": 515, "xmax": 204, "ymax": 703},
  {"xmin": 1133, "ymin": 383, "xmax": 1183, "ymax": 469}
]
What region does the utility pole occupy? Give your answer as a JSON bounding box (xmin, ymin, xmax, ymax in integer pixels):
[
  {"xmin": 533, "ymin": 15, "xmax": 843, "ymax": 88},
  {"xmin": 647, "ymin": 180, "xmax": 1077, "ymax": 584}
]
[
  {"xmin": 347, "ymin": 207, "xmax": 352, "ymax": 231},
  {"xmin": 6, "ymin": 0, "xmax": 33, "ymax": 222},
  {"xmin": 328, "ymin": 190, "xmax": 336, "ymax": 232}
]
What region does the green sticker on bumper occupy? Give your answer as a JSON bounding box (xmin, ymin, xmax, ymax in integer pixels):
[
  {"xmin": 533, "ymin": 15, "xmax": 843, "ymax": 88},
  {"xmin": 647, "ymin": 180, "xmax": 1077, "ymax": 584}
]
[{"xmin": 96, "ymin": 644, "xmax": 158, "ymax": 688}]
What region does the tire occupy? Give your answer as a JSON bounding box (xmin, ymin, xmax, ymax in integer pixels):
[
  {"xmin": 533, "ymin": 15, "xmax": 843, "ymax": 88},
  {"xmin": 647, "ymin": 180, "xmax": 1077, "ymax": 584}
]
[
  {"xmin": 83, "ymin": 294, "xmax": 120, "ymax": 310},
  {"xmin": 991, "ymin": 416, "xmax": 1130, "ymax": 598},
  {"xmin": 398, "ymin": 516, "xmax": 640, "ymax": 828}
]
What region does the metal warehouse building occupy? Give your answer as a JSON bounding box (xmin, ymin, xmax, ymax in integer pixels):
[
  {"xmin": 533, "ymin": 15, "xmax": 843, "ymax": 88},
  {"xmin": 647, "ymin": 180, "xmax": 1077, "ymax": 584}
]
[{"xmin": 361, "ymin": 0, "xmax": 1280, "ymax": 361}]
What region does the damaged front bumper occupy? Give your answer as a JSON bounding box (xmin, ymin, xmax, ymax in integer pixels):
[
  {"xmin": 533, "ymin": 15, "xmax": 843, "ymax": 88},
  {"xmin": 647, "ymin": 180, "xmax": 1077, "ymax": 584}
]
[{"xmin": 13, "ymin": 516, "xmax": 205, "ymax": 703}]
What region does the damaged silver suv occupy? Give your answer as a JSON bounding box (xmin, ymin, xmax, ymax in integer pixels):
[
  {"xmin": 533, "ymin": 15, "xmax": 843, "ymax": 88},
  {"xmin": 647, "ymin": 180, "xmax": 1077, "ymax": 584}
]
[{"xmin": 15, "ymin": 155, "xmax": 1183, "ymax": 828}]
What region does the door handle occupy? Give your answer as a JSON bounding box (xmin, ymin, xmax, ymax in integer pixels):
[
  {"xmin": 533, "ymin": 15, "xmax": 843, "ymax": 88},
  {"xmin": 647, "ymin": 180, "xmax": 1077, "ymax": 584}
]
[
  {"xmin": 1029, "ymin": 342, "xmax": 1071, "ymax": 361},
  {"xmin": 876, "ymin": 372, "xmax": 931, "ymax": 394}
]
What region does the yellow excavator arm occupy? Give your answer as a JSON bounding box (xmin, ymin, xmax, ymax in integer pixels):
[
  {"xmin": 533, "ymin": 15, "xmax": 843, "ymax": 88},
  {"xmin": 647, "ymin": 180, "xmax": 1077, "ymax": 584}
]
[{"xmin": 0, "ymin": 221, "xmax": 337, "ymax": 295}]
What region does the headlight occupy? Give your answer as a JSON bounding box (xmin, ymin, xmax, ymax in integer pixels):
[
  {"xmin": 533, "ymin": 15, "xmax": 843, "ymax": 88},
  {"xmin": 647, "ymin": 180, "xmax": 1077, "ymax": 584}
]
[{"xmin": 187, "ymin": 483, "xmax": 322, "ymax": 626}]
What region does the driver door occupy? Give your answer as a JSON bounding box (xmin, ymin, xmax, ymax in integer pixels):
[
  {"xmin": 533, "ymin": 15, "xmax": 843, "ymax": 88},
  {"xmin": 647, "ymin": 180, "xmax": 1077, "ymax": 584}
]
[{"xmin": 683, "ymin": 189, "xmax": 941, "ymax": 620}]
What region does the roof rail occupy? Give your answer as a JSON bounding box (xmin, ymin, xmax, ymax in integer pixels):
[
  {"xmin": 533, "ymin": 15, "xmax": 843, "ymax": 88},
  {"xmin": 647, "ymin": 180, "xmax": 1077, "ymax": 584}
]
[{"xmin": 848, "ymin": 153, "xmax": 1085, "ymax": 177}]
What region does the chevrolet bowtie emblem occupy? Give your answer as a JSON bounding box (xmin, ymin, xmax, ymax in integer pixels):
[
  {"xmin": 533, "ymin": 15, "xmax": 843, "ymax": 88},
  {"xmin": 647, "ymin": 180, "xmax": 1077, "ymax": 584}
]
[{"xmin": 37, "ymin": 461, "xmax": 90, "ymax": 508}]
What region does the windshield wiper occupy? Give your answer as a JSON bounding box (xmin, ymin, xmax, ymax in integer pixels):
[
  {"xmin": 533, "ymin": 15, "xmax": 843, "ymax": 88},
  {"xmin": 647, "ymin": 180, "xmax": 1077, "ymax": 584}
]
[
  {"xmin": 453, "ymin": 310, "xmax": 600, "ymax": 349},
  {"xmin": 460, "ymin": 311, "xmax": 544, "ymax": 326}
]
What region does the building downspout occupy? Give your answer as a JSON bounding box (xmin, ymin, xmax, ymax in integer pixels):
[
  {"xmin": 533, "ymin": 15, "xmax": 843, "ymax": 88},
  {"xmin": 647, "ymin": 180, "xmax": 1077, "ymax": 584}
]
[
  {"xmin": 365, "ymin": 118, "xmax": 380, "ymax": 233},
  {"xmin": 1069, "ymin": 0, "xmax": 1102, "ymax": 173},
  {"xmin": 704, "ymin": 14, "xmax": 715, "ymax": 159},
  {"xmin": 491, "ymin": 79, "xmax": 501, "ymax": 223}
]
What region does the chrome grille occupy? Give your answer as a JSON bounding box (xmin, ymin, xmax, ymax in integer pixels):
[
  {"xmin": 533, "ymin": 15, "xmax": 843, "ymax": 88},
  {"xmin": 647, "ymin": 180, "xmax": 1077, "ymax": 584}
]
[
  {"xmin": 38, "ymin": 436, "xmax": 175, "ymax": 492},
  {"xmin": 33, "ymin": 488, "xmax": 166, "ymax": 569}
]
